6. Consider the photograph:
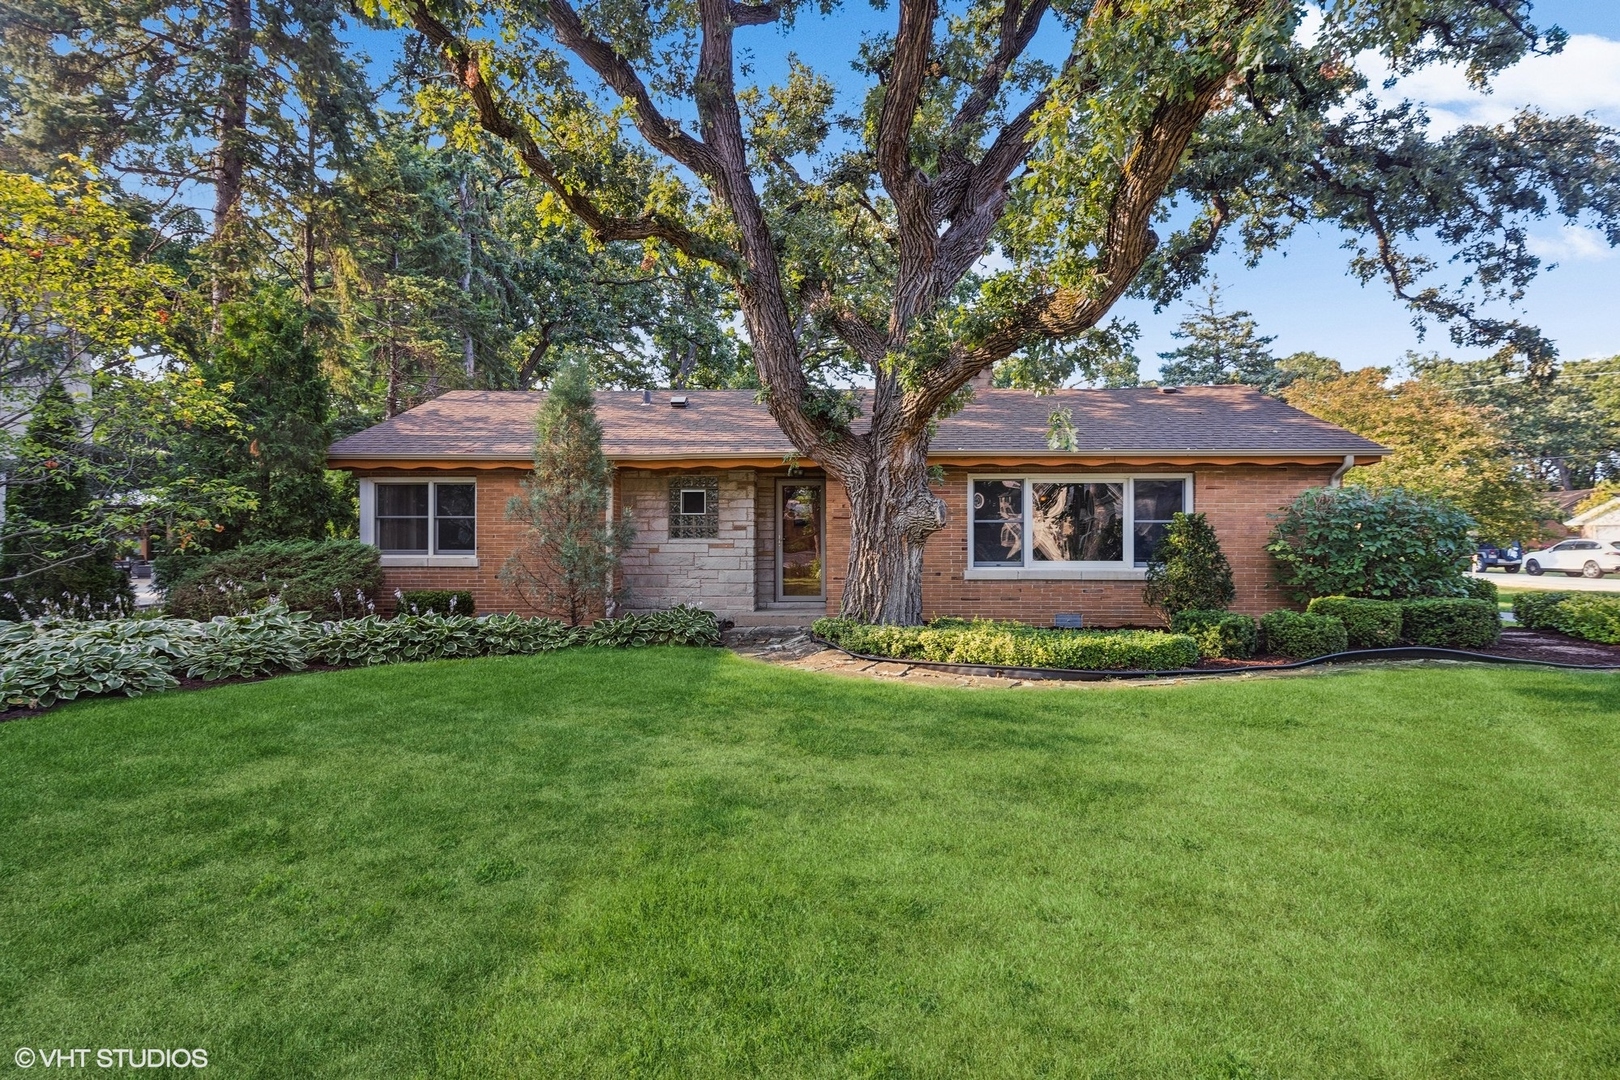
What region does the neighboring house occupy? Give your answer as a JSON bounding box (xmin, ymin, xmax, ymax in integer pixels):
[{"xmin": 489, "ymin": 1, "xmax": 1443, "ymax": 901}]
[
  {"xmin": 1566, "ymin": 497, "xmax": 1620, "ymax": 542},
  {"xmin": 326, "ymin": 386, "xmax": 1386, "ymax": 626}
]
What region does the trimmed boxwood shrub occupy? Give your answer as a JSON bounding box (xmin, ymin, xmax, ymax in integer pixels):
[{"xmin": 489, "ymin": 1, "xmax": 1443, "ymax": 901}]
[
  {"xmin": 1305, "ymin": 596, "xmax": 1403, "ymax": 649},
  {"xmin": 1464, "ymin": 576, "xmax": 1499, "ymax": 604},
  {"xmin": 1512, "ymin": 591, "xmax": 1572, "ymax": 631},
  {"xmin": 814, "ymin": 618, "xmax": 1199, "ymax": 671},
  {"xmin": 1259, "ymin": 610, "xmax": 1348, "ymax": 658},
  {"xmin": 398, "ymin": 590, "xmax": 476, "ymax": 617},
  {"xmin": 1398, "ymin": 598, "xmax": 1500, "ymax": 648},
  {"xmin": 164, "ymin": 540, "xmax": 382, "ymax": 620},
  {"xmin": 1169, "ymin": 609, "xmax": 1257, "ymax": 659},
  {"xmin": 1546, "ymin": 595, "xmax": 1620, "ymax": 644}
]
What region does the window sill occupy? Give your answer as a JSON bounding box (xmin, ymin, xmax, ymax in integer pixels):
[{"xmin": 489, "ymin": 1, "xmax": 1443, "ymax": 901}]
[
  {"xmin": 964, "ymin": 566, "xmax": 1147, "ymax": 581},
  {"xmin": 379, "ymin": 555, "xmax": 479, "ymax": 568}
]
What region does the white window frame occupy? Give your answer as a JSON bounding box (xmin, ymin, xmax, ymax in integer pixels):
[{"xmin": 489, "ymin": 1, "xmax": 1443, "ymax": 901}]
[
  {"xmin": 358, "ymin": 477, "xmax": 479, "ymax": 567},
  {"xmin": 964, "ymin": 473, "xmax": 1192, "ymax": 580},
  {"xmin": 678, "ymin": 487, "xmax": 708, "ymax": 519}
]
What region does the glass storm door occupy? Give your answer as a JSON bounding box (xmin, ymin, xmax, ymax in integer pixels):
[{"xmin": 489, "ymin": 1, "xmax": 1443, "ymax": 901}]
[{"xmin": 778, "ymin": 483, "xmax": 825, "ymax": 600}]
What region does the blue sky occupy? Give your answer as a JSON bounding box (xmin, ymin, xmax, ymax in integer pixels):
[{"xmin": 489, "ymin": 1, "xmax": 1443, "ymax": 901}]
[{"xmin": 357, "ymin": 1, "xmax": 1619, "ymax": 376}]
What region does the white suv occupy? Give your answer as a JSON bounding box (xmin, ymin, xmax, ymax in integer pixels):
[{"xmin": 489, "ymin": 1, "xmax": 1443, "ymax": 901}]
[{"xmin": 1522, "ymin": 539, "xmax": 1620, "ymax": 579}]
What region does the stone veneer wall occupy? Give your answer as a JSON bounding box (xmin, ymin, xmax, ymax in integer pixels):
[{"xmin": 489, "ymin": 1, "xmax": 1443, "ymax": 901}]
[
  {"xmin": 616, "ymin": 468, "xmax": 758, "ymax": 619},
  {"xmin": 823, "ymin": 463, "xmax": 1339, "ymax": 625}
]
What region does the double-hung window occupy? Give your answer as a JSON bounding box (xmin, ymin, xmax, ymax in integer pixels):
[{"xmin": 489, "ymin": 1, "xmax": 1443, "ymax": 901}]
[
  {"xmin": 969, "ymin": 475, "xmax": 1189, "ymax": 574},
  {"xmin": 365, "ymin": 479, "xmax": 477, "ymax": 562}
]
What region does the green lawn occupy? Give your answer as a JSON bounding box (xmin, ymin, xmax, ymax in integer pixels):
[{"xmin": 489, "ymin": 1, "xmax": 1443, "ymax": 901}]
[{"xmin": 3, "ymin": 651, "xmax": 1619, "ymax": 1078}]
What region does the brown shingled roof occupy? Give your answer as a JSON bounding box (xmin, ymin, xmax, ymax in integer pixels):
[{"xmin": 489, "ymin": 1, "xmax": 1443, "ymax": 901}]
[{"xmin": 327, "ymin": 386, "xmax": 1386, "ymax": 462}]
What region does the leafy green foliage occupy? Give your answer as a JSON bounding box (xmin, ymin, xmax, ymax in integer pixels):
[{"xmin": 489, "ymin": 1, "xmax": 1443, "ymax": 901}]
[
  {"xmin": 1259, "ymin": 611, "xmax": 1349, "ymax": 659},
  {"xmin": 1511, "ymin": 592, "xmax": 1620, "ymax": 645},
  {"xmin": 398, "ymin": 590, "xmax": 475, "ymax": 616},
  {"xmin": 1266, "ymin": 487, "xmax": 1476, "ymax": 601},
  {"xmin": 1464, "ymin": 576, "xmax": 1500, "ymax": 604},
  {"xmin": 1143, "ymin": 512, "xmax": 1235, "ymax": 618},
  {"xmin": 502, "ymin": 358, "xmax": 633, "ymax": 624},
  {"xmin": 1512, "ymin": 591, "xmax": 1573, "ymax": 631},
  {"xmin": 1168, "ymin": 609, "xmax": 1257, "ymax": 660},
  {"xmin": 0, "ymin": 605, "xmax": 720, "ymax": 709},
  {"xmin": 163, "ymin": 540, "xmax": 382, "ymax": 620},
  {"xmin": 1398, "ymin": 598, "xmax": 1501, "ymax": 649},
  {"xmin": 814, "ymin": 618, "xmax": 1199, "ymax": 671},
  {"xmin": 1305, "ymin": 597, "xmax": 1405, "ymax": 649}
]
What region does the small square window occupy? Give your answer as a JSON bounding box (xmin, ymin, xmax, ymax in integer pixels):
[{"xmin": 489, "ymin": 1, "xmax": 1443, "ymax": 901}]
[{"xmin": 680, "ymin": 489, "xmax": 707, "ymax": 516}]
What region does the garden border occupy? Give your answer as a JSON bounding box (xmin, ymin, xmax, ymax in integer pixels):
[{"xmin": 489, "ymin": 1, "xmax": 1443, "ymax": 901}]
[{"xmin": 809, "ymin": 638, "xmax": 1620, "ymax": 682}]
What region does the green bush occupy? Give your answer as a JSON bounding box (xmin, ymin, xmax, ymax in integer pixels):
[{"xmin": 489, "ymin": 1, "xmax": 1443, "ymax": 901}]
[
  {"xmin": 1398, "ymin": 598, "xmax": 1500, "ymax": 649},
  {"xmin": 1512, "ymin": 591, "xmax": 1572, "ymax": 631},
  {"xmin": 814, "ymin": 618, "xmax": 1199, "ymax": 671},
  {"xmin": 398, "ymin": 590, "xmax": 476, "ymax": 617},
  {"xmin": 0, "ymin": 605, "xmax": 721, "ymax": 711},
  {"xmin": 1464, "ymin": 576, "xmax": 1499, "ymax": 604},
  {"xmin": 1259, "ymin": 610, "xmax": 1348, "ymax": 658},
  {"xmin": 1546, "ymin": 595, "xmax": 1620, "ymax": 644},
  {"xmin": 1305, "ymin": 596, "xmax": 1404, "ymax": 649},
  {"xmin": 1143, "ymin": 512, "xmax": 1235, "ymax": 617},
  {"xmin": 1169, "ymin": 609, "xmax": 1257, "ymax": 659},
  {"xmin": 1266, "ymin": 487, "xmax": 1476, "ymax": 601},
  {"xmin": 164, "ymin": 540, "xmax": 382, "ymax": 620}
]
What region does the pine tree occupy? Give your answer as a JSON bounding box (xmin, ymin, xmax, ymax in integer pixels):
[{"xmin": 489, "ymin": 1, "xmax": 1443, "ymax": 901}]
[
  {"xmin": 1157, "ymin": 282, "xmax": 1280, "ymax": 390},
  {"xmin": 0, "ymin": 380, "xmax": 133, "ymax": 618},
  {"xmin": 1142, "ymin": 512, "xmax": 1235, "ymax": 619},
  {"xmin": 501, "ymin": 359, "xmax": 633, "ymax": 624}
]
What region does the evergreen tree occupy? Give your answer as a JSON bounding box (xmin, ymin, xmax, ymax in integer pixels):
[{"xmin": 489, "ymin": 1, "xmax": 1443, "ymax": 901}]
[
  {"xmin": 1142, "ymin": 513, "xmax": 1235, "ymax": 618},
  {"xmin": 190, "ymin": 287, "xmax": 348, "ymax": 544},
  {"xmin": 1, "ymin": 381, "xmax": 133, "ymax": 618},
  {"xmin": 1157, "ymin": 282, "xmax": 1280, "ymax": 390},
  {"xmin": 501, "ymin": 359, "xmax": 633, "ymax": 625}
]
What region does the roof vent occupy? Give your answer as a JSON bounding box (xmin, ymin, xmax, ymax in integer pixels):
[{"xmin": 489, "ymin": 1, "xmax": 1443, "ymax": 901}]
[
  {"xmin": 642, "ymin": 388, "xmax": 652, "ymax": 404},
  {"xmin": 1158, "ymin": 386, "xmax": 1181, "ymax": 394},
  {"xmin": 669, "ymin": 394, "xmax": 689, "ymax": 408}
]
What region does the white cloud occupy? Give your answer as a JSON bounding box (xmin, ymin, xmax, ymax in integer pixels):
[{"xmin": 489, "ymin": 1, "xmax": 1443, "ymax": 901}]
[
  {"xmin": 1527, "ymin": 224, "xmax": 1616, "ymax": 264},
  {"xmin": 1367, "ymin": 34, "xmax": 1620, "ymax": 134}
]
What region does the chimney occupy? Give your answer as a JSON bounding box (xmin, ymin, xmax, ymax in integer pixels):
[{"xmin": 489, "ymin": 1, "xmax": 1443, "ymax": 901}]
[
  {"xmin": 641, "ymin": 388, "xmax": 652, "ymax": 404},
  {"xmin": 969, "ymin": 367, "xmax": 995, "ymax": 391}
]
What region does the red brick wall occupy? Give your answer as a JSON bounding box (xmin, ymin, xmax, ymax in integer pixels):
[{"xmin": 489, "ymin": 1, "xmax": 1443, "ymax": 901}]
[
  {"xmin": 357, "ymin": 468, "xmax": 535, "ymax": 616},
  {"xmin": 824, "ymin": 464, "xmax": 1337, "ymax": 626}
]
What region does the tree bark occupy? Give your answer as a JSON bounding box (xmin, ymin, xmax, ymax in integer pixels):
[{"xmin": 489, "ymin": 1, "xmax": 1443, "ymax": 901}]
[
  {"xmin": 836, "ymin": 435, "xmax": 947, "ymax": 624},
  {"xmin": 211, "ymin": 0, "xmax": 253, "ymax": 316}
]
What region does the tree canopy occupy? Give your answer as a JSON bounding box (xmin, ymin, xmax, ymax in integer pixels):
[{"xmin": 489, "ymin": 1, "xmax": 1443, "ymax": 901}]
[{"xmin": 378, "ymin": 0, "xmax": 1620, "ymax": 620}]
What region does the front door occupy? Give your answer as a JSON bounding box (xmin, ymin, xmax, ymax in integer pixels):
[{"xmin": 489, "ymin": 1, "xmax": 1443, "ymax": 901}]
[{"xmin": 778, "ymin": 482, "xmax": 825, "ymax": 601}]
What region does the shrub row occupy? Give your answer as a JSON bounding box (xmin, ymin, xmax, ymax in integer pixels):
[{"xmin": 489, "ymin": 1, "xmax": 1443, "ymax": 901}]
[
  {"xmin": 813, "ymin": 618, "xmax": 1201, "ymax": 671},
  {"xmin": 1511, "ymin": 592, "xmax": 1620, "ymax": 645},
  {"xmin": 0, "ymin": 605, "xmax": 720, "ymax": 710},
  {"xmin": 1259, "ymin": 610, "xmax": 1348, "ymax": 658},
  {"xmin": 1305, "ymin": 595, "xmax": 1500, "ymax": 649}
]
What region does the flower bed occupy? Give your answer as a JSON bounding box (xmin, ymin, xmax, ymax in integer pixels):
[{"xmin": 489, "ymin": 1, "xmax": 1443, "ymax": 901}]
[{"xmin": 1, "ymin": 605, "xmax": 720, "ymax": 710}]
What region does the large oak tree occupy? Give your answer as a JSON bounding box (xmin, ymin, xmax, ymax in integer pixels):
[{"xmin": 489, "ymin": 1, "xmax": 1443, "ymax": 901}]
[{"xmin": 380, "ymin": 0, "xmax": 1620, "ymax": 623}]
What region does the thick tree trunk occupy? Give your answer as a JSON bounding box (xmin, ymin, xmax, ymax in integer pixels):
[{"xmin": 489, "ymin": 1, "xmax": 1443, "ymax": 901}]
[
  {"xmin": 211, "ymin": 0, "xmax": 252, "ymax": 317},
  {"xmin": 837, "ymin": 436, "xmax": 947, "ymax": 624}
]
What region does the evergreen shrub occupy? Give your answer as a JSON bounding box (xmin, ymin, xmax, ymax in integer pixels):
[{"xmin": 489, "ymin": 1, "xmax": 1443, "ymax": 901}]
[
  {"xmin": 1397, "ymin": 598, "xmax": 1500, "ymax": 648},
  {"xmin": 1143, "ymin": 513, "xmax": 1235, "ymax": 617},
  {"xmin": 1305, "ymin": 596, "xmax": 1404, "ymax": 649},
  {"xmin": 164, "ymin": 540, "xmax": 381, "ymax": 619},
  {"xmin": 1259, "ymin": 610, "xmax": 1348, "ymax": 658},
  {"xmin": 1168, "ymin": 609, "xmax": 1257, "ymax": 659}
]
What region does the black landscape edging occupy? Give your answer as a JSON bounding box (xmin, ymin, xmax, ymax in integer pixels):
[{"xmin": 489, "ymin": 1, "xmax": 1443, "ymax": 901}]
[{"xmin": 810, "ymin": 638, "xmax": 1620, "ymax": 682}]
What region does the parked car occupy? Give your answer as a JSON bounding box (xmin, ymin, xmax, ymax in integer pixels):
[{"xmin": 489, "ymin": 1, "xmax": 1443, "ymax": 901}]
[
  {"xmin": 1522, "ymin": 538, "xmax": 1620, "ymax": 579},
  {"xmin": 1472, "ymin": 542, "xmax": 1522, "ymax": 573}
]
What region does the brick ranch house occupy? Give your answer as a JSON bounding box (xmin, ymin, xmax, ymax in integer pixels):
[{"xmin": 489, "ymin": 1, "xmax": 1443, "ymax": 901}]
[{"xmin": 326, "ymin": 386, "xmax": 1386, "ymax": 626}]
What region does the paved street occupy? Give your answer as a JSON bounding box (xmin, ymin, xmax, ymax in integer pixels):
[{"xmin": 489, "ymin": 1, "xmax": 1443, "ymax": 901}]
[{"xmin": 1470, "ymin": 570, "xmax": 1620, "ymax": 593}]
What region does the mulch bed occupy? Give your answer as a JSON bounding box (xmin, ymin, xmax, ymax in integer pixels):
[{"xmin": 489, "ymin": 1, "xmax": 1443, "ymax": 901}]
[{"xmin": 1192, "ymin": 629, "xmax": 1620, "ymax": 671}]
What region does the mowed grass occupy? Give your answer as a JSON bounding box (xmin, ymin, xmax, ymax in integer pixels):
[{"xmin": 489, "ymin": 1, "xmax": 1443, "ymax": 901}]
[{"xmin": 2, "ymin": 651, "xmax": 1619, "ymax": 1078}]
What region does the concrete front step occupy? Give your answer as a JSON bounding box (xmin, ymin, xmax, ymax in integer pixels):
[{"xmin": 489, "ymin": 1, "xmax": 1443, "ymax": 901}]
[{"xmin": 728, "ymin": 611, "xmax": 821, "ymax": 627}]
